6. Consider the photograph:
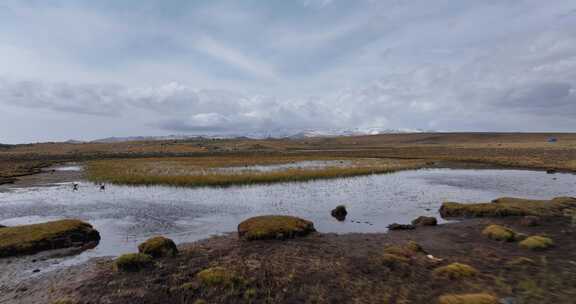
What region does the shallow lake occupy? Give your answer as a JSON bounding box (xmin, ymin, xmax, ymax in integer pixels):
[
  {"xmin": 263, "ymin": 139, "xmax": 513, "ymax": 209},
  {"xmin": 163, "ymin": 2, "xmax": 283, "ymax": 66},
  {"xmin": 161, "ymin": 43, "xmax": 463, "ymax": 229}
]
[{"xmin": 0, "ymin": 168, "xmax": 574, "ymax": 275}]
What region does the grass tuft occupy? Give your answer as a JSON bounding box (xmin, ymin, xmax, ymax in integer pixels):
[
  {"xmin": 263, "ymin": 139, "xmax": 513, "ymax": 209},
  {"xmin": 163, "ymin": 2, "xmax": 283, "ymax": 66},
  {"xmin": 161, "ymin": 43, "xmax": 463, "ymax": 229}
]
[
  {"xmin": 113, "ymin": 253, "xmax": 153, "ymax": 272},
  {"xmin": 237, "ymin": 215, "xmax": 315, "ymax": 241},
  {"xmin": 440, "ymin": 197, "xmax": 576, "ymax": 218},
  {"xmin": 482, "ymin": 225, "xmax": 516, "ymax": 242},
  {"xmin": 0, "ymin": 219, "xmax": 100, "ymax": 257},
  {"xmin": 138, "ymin": 236, "xmax": 178, "ymax": 258},
  {"xmin": 519, "ymin": 236, "xmax": 554, "ymax": 250},
  {"xmin": 438, "ymin": 293, "xmax": 499, "ymax": 304},
  {"xmin": 433, "ymin": 263, "xmax": 478, "ymax": 280}
]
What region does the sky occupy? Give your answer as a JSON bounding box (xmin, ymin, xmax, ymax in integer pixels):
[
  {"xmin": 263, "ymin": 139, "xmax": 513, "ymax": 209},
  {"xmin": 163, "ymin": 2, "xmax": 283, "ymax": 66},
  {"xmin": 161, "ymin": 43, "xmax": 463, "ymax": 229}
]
[{"xmin": 0, "ymin": 0, "xmax": 575, "ymax": 143}]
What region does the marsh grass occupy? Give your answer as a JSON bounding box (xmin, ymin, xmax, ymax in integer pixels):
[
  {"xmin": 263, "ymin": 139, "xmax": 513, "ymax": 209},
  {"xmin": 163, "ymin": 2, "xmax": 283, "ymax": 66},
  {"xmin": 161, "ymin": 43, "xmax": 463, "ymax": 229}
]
[{"xmin": 86, "ymin": 156, "xmax": 423, "ymax": 187}]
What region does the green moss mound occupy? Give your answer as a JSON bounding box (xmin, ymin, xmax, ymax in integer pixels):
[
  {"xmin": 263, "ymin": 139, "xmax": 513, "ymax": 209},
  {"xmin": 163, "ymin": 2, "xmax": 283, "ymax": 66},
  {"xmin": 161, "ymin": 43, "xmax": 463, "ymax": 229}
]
[
  {"xmin": 138, "ymin": 236, "xmax": 178, "ymax": 258},
  {"xmin": 438, "ymin": 293, "xmax": 498, "ymax": 304},
  {"xmin": 482, "ymin": 225, "xmax": 516, "ymax": 241},
  {"xmin": 113, "ymin": 253, "xmax": 153, "ymax": 272},
  {"xmin": 440, "ymin": 196, "xmax": 576, "ymax": 218},
  {"xmin": 196, "ymin": 266, "xmax": 243, "ymax": 287},
  {"xmin": 519, "ymin": 236, "xmax": 554, "ymax": 250},
  {"xmin": 433, "ymin": 263, "xmax": 478, "ymax": 280},
  {"xmin": 237, "ymin": 215, "xmax": 315, "ymax": 240},
  {"xmin": 0, "ymin": 219, "xmax": 100, "ymax": 257}
]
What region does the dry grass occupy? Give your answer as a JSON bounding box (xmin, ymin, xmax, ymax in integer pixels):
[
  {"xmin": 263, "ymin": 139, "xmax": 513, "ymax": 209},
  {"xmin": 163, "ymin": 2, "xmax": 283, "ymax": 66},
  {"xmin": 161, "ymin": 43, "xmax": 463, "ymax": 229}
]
[{"xmin": 85, "ymin": 156, "xmax": 424, "ymax": 187}]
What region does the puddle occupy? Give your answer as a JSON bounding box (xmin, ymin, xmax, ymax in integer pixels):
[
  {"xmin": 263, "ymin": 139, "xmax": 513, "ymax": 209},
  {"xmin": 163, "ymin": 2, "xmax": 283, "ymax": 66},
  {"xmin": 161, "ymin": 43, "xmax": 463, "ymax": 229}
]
[
  {"xmin": 0, "ymin": 168, "xmax": 574, "ymax": 284},
  {"xmin": 52, "ymin": 165, "xmax": 83, "ymax": 172},
  {"xmin": 214, "ymin": 160, "xmax": 354, "ymax": 173}
]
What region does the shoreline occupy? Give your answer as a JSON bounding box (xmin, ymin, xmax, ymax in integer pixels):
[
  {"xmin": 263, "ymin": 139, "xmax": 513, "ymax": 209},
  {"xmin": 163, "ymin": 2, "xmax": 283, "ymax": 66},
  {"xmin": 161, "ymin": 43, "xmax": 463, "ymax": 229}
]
[{"xmin": 2, "ymin": 216, "xmax": 575, "ymax": 303}]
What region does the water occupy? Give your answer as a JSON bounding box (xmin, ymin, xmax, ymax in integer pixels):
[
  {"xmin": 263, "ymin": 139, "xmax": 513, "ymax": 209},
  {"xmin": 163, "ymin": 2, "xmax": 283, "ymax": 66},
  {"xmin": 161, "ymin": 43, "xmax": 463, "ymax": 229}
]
[
  {"xmin": 0, "ymin": 168, "xmax": 574, "ymax": 275},
  {"xmin": 214, "ymin": 160, "xmax": 353, "ymax": 173}
]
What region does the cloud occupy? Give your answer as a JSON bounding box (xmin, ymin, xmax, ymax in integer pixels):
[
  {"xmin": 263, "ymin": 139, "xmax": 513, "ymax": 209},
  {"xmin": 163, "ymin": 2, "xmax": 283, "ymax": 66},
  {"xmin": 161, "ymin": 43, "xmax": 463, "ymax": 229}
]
[
  {"xmin": 1, "ymin": 0, "xmax": 576, "ymax": 143},
  {"xmin": 191, "ymin": 35, "xmax": 277, "ymax": 79}
]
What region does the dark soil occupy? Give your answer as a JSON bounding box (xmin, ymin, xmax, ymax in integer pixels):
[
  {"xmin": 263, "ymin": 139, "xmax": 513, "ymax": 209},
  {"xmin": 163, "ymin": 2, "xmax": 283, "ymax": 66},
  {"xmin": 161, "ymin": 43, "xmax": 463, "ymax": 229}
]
[{"xmin": 3, "ymin": 216, "xmax": 575, "ymax": 304}]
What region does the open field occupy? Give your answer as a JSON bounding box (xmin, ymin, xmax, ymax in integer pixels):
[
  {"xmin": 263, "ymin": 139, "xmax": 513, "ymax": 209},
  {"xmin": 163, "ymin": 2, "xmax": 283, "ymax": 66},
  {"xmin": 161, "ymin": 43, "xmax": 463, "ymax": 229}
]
[{"xmin": 2, "ymin": 133, "xmax": 576, "ymax": 186}]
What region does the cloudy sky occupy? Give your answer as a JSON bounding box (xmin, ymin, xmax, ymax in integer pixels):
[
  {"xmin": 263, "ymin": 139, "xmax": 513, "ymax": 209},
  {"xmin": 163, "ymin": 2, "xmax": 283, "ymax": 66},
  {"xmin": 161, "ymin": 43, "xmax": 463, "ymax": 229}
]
[{"xmin": 1, "ymin": 0, "xmax": 575, "ymax": 143}]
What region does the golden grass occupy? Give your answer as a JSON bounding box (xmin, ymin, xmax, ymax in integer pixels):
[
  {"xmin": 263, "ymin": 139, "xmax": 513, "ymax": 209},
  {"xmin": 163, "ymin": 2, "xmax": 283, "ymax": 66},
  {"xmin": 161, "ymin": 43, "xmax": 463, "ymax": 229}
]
[
  {"xmin": 519, "ymin": 236, "xmax": 554, "ymax": 250},
  {"xmin": 438, "ymin": 293, "xmax": 498, "ymax": 304},
  {"xmin": 0, "ymin": 219, "xmax": 100, "ymax": 257},
  {"xmin": 482, "ymin": 225, "xmax": 517, "ymax": 242},
  {"xmin": 433, "ymin": 263, "xmax": 478, "ymax": 280},
  {"xmin": 86, "ymin": 156, "xmax": 424, "ymax": 187}
]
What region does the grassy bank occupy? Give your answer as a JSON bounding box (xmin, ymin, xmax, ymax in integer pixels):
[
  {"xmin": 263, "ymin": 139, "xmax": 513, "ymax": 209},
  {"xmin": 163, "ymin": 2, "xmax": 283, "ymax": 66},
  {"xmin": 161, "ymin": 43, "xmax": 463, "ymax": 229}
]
[
  {"xmin": 0, "ymin": 219, "xmax": 100, "ymax": 257},
  {"xmin": 86, "ymin": 156, "xmax": 424, "ymax": 187}
]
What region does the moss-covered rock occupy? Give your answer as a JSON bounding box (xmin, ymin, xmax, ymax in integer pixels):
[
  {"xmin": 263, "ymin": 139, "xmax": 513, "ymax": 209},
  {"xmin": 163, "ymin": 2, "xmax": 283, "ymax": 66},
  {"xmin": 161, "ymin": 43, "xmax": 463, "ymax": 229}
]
[
  {"xmin": 113, "ymin": 253, "xmax": 153, "ymax": 272},
  {"xmin": 519, "ymin": 235, "xmax": 554, "ymax": 250},
  {"xmin": 196, "ymin": 266, "xmax": 243, "ymax": 287},
  {"xmin": 439, "ymin": 196, "xmax": 576, "ymax": 218},
  {"xmin": 237, "ymin": 215, "xmax": 315, "ymax": 241},
  {"xmin": 438, "ymin": 293, "xmax": 498, "ymax": 304},
  {"xmin": 138, "ymin": 236, "xmax": 178, "ymax": 258},
  {"xmin": 411, "ymin": 216, "xmax": 437, "ymax": 226},
  {"xmin": 482, "ymin": 225, "xmax": 516, "ymax": 241},
  {"xmin": 0, "ymin": 219, "xmax": 100, "ymax": 257},
  {"xmin": 331, "ymin": 205, "xmax": 347, "ymax": 221},
  {"xmin": 433, "ymin": 263, "xmax": 478, "ymax": 280}
]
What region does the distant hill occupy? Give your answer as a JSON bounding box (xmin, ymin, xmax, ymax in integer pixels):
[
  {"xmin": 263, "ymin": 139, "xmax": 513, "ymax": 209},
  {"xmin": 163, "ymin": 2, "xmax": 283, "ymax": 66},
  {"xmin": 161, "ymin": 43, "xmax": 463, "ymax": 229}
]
[{"xmin": 87, "ymin": 129, "xmax": 430, "ymax": 143}]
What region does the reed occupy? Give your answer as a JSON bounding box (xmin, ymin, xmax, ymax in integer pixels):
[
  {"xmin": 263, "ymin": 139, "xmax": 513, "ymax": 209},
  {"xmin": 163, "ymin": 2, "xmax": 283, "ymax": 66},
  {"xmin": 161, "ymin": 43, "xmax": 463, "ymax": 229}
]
[{"xmin": 86, "ymin": 156, "xmax": 423, "ymax": 188}]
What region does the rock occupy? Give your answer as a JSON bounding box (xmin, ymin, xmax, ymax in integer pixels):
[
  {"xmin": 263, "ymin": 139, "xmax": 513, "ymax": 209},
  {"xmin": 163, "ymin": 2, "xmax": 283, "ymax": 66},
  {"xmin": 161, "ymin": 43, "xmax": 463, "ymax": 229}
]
[
  {"xmin": 519, "ymin": 215, "xmax": 540, "ymax": 227},
  {"xmin": 138, "ymin": 236, "xmax": 178, "ymax": 258},
  {"xmin": 546, "ymin": 169, "xmax": 557, "ymax": 174},
  {"xmin": 0, "ymin": 219, "xmax": 100, "ymax": 258},
  {"xmin": 387, "ymin": 223, "xmax": 416, "ymax": 230},
  {"xmin": 237, "ymin": 215, "xmax": 315, "ymax": 241},
  {"xmin": 113, "ymin": 253, "xmax": 153, "ymax": 272},
  {"xmin": 330, "ymin": 205, "xmax": 347, "ymax": 221},
  {"xmin": 33, "ymin": 269, "xmax": 40, "ymax": 273},
  {"xmin": 411, "ymin": 216, "xmax": 437, "ymax": 226}
]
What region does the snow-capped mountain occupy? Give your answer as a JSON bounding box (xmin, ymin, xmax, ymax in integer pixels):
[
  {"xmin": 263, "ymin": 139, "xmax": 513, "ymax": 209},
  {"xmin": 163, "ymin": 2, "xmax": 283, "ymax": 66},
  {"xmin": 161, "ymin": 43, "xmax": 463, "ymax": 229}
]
[{"xmin": 87, "ymin": 128, "xmax": 430, "ymax": 143}]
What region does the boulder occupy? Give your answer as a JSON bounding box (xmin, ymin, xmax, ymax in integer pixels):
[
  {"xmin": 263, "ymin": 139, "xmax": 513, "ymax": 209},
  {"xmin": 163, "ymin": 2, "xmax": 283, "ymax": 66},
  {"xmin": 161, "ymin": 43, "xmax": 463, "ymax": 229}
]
[
  {"xmin": 411, "ymin": 216, "xmax": 437, "ymax": 226},
  {"xmin": 238, "ymin": 215, "xmax": 315, "ymax": 241},
  {"xmin": 330, "ymin": 205, "xmax": 348, "ymax": 221},
  {"xmin": 387, "ymin": 223, "xmax": 416, "ymax": 230},
  {"xmin": 138, "ymin": 236, "xmax": 178, "ymax": 258}
]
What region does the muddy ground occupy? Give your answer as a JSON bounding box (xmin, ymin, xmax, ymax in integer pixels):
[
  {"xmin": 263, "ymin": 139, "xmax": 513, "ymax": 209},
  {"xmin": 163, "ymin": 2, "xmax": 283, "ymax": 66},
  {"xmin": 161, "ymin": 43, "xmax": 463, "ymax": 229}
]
[{"xmin": 2, "ymin": 216, "xmax": 575, "ymax": 304}]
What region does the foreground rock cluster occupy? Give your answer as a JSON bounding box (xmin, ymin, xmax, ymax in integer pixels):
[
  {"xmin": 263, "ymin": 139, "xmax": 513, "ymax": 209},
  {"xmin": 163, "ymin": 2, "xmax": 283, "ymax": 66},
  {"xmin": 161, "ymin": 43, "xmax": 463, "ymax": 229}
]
[{"xmin": 4, "ymin": 195, "xmax": 576, "ymax": 304}]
